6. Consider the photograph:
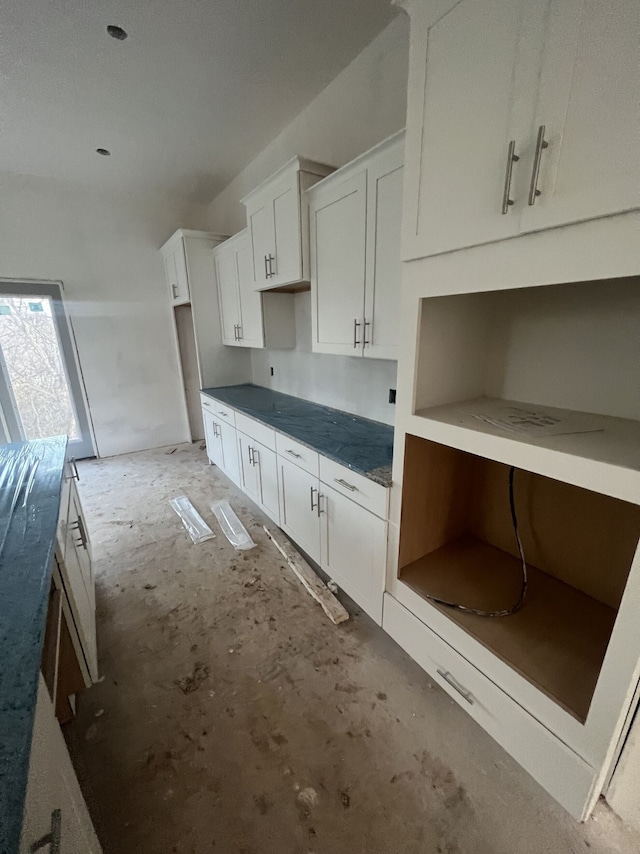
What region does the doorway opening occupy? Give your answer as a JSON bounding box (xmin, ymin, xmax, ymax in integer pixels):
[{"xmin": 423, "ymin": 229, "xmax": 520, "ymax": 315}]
[{"xmin": 0, "ymin": 282, "xmax": 95, "ymax": 459}]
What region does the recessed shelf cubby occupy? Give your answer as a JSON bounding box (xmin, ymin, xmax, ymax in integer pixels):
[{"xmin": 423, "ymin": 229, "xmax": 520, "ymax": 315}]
[
  {"xmin": 412, "ymin": 278, "xmax": 640, "ymax": 501},
  {"xmin": 397, "ymin": 434, "xmax": 640, "ymax": 723}
]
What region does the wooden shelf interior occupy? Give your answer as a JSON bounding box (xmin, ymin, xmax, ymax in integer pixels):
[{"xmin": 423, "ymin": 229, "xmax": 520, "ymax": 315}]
[
  {"xmin": 414, "ymin": 277, "xmax": 640, "ymax": 426},
  {"xmin": 398, "ymin": 435, "xmax": 640, "ymax": 721}
]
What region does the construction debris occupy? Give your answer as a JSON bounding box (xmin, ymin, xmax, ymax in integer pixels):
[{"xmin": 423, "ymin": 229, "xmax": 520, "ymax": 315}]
[{"xmin": 262, "ymin": 526, "xmax": 349, "ymax": 625}]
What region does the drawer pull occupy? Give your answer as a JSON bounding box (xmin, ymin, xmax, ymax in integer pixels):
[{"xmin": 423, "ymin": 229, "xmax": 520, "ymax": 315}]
[
  {"xmin": 334, "ymin": 478, "xmax": 357, "ymax": 492},
  {"xmin": 286, "ymin": 449, "xmax": 301, "ymax": 458},
  {"xmin": 436, "ymin": 669, "xmax": 474, "ymax": 705},
  {"xmin": 31, "ymin": 808, "xmax": 61, "ymax": 853},
  {"xmin": 202, "ymin": 400, "xmax": 211, "ymax": 408},
  {"xmin": 219, "ymin": 411, "xmax": 230, "ymax": 418}
]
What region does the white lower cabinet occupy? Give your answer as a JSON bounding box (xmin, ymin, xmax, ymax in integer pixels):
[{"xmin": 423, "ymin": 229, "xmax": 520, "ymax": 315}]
[
  {"xmin": 382, "ymin": 594, "xmax": 597, "ymax": 820},
  {"xmin": 278, "ymin": 453, "xmax": 387, "ymax": 623},
  {"xmin": 203, "ymin": 409, "xmax": 224, "ymax": 469},
  {"xmin": 238, "ymin": 431, "xmax": 280, "ymax": 524},
  {"xmin": 20, "ymin": 676, "xmax": 102, "ymax": 853},
  {"xmin": 278, "ymin": 456, "xmax": 321, "ymax": 563},
  {"xmin": 201, "ymin": 396, "xmax": 390, "ymax": 625},
  {"xmin": 218, "ymin": 420, "xmax": 240, "ymax": 485},
  {"xmin": 320, "ymin": 485, "xmax": 386, "ymax": 623},
  {"xmin": 56, "ymin": 474, "xmax": 97, "ymax": 685}
]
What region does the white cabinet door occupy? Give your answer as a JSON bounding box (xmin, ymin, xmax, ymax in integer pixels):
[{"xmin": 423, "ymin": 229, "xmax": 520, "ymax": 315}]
[
  {"xmin": 402, "ymin": 0, "xmax": 537, "ymax": 258},
  {"xmin": 311, "ymin": 171, "xmax": 367, "ymax": 356},
  {"xmin": 247, "ymin": 201, "xmax": 275, "ymax": 290},
  {"xmin": 20, "ymin": 677, "xmax": 102, "ymax": 854},
  {"xmin": 253, "ymin": 443, "xmax": 280, "ymax": 523},
  {"xmin": 59, "ymin": 481, "xmax": 97, "ymax": 682},
  {"xmin": 219, "ymin": 421, "xmax": 240, "ymax": 485},
  {"xmin": 238, "ymin": 433, "xmax": 260, "ymax": 502},
  {"xmin": 320, "ymin": 485, "xmax": 386, "ymax": 624},
  {"xmin": 236, "ymin": 235, "xmax": 265, "ymax": 348},
  {"xmin": 203, "ymin": 410, "xmax": 224, "ymax": 469},
  {"xmin": 164, "ymin": 239, "xmax": 190, "ymax": 304},
  {"xmin": 279, "ymin": 456, "xmax": 321, "ymax": 563},
  {"xmin": 214, "ymin": 245, "xmax": 241, "ymax": 345},
  {"xmin": 521, "ymin": 0, "xmax": 640, "ymax": 233},
  {"xmin": 364, "ymin": 143, "xmax": 404, "ymax": 361},
  {"xmin": 271, "ymin": 174, "xmax": 303, "ymax": 287}
]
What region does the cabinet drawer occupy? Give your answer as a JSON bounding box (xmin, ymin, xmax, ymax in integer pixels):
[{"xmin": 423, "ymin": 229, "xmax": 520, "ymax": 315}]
[
  {"xmin": 275, "ymin": 433, "xmax": 319, "ymax": 477},
  {"xmin": 235, "ymin": 412, "xmax": 276, "ymax": 451},
  {"xmin": 200, "ymin": 395, "xmax": 236, "ymax": 426},
  {"xmin": 319, "ymin": 457, "xmax": 388, "ymax": 519},
  {"xmin": 383, "ymin": 593, "xmax": 597, "ymax": 820}
]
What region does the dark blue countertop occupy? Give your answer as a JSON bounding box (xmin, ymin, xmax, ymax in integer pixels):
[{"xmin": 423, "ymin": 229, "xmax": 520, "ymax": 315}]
[
  {"xmin": 201, "ymin": 385, "xmax": 393, "ymax": 487},
  {"xmin": 0, "ymin": 437, "xmax": 67, "ymax": 854}
]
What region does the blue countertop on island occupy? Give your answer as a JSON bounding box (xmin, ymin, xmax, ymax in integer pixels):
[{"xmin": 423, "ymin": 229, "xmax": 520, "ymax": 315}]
[
  {"xmin": 0, "ymin": 437, "xmax": 67, "ymax": 854},
  {"xmin": 201, "ymin": 385, "xmax": 393, "ymax": 486}
]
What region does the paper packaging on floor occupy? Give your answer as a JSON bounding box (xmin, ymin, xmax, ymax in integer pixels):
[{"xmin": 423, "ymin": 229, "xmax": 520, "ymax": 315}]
[
  {"xmin": 170, "ymin": 495, "xmax": 216, "ymax": 544},
  {"xmin": 211, "ymin": 500, "xmax": 256, "ymax": 550},
  {"xmin": 468, "ymin": 402, "xmax": 604, "ymax": 438}
]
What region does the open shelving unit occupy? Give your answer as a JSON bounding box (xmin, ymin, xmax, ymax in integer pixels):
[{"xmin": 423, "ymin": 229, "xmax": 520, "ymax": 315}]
[
  {"xmin": 409, "ymin": 277, "xmax": 640, "ymax": 503},
  {"xmin": 397, "ymin": 434, "xmax": 640, "ymax": 722}
]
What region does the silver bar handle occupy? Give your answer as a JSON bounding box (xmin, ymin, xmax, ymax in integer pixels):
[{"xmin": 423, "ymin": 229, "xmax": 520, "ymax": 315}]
[
  {"xmin": 65, "ymin": 458, "xmax": 79, "ymax": 482},
  {"xmin": 264, "ymin": 255, "xmax": 269, "ymax": 279},
  {"xmin": 353, "ymin": 319, "xmax": 361, "ymax": 348},
  {"xmin": 310, "ymin": 486, "xmax": 318, "ymax": 512},
  {"xmin": 171, "ymin": 283, "xmax": 179, "ymax": 299},
  {"xmin": 363, "ymin": 319, "xmax": 371, "ymax": 346},
  {"xmin": 267, "ymin": 254, "xmax": 275, "ymax": 278},
  {"xmin": 501, "ymin": 140, "xmax": 519, "ymax": 214},
  {"xmin": 286, "ymin": 449, "xmax": 301, "ymax": 458},
  {"xmin": 252, "ymin": 447, "xmax": 259, "ymax": 467},
  {"xmin": 248, "ymin": 446, "xmax": 254, "ymax": 465},
  {"xmin": 236, "ymin": 324, "xmax": 242, "ymax": 340},
  {"xmin": 334, "ymin": 477, "xmax": 357, "ymax": 492},
  {"xmin": 317, "ymin": 492, "xmax": 324, "ymax": 517},
  {"xmin": 436, "ymin": 669, "xmax": 474, "ymax": 705},
  {"xmin": 31, "ymin": 808, "xmax": 61, "ymax": 853},
  {"xmin": 233, "ymin": 324, "xmax": 238, "ymax": 341},
  {"xmin": 528, "ymin": 124, "xmax": 548, "ymax": 206}
]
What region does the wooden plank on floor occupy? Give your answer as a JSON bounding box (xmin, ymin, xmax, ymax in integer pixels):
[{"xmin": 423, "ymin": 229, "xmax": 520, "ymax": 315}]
[{"xmin": 263, "ymin": 525, "xmax": 349, "ymax": 625}]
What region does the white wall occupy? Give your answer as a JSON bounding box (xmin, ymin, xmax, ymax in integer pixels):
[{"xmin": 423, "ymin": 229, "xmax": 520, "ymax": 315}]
[
  {"xmin": 253, "ymin": 292, "xmax": 397, "ymax": 424},
  {"xmin": 0, "ymin": 172, "xmax": 218, "ymax": 457},
  {"xmin": 206, "ymin": 15, "xmax": 409, "ymax": 424}
]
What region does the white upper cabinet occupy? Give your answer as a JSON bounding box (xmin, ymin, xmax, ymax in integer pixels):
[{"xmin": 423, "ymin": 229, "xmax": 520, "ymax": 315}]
[
  {"xmin": 310, "ymin": 131, "xmax": 404, "ymax": 359},
  {"xmin": 520, "ymin": 0, "xmax": 640, "ymax": 233},
  {"xmin": 214, "ymin": 230, "xmax": 264, "ymax": 347},
  {"xmin": 242, "ymin": 157, "xmax": 335, "ymax": 291},
  {"xmin": 310, "ymin": 170, "xmax": 367, "ymax": 356},
  {"xmin": 401, "ymin": 0, "xmax": 534, "ymax": 258},
  {"xmin": 400, "ymin": 0, "xmax": 639, "ymax": 260},
  {"xmin": 161, "ymin": 231, "xmax": 192, "ymax": 304},
  {"xmin": 213, "ymin": 230, "xmax": 296, "ymax": 350}
]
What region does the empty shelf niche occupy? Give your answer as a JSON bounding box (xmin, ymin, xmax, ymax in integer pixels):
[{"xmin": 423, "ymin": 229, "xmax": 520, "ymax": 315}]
[
  {"xmin": 412, "ymin": 277, "xmax": 640, "ymax": 500},
  {"xmin": 397, "ymin": 434, "xmax": 640, "ymax": 722}
]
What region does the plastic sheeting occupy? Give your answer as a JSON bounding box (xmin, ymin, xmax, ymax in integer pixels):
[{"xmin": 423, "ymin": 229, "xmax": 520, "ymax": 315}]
[
  {"xmin": 170, "ymin": 496, "xmax": 215, "ymax": 544},
  {"xmin": 211, "ymin": 501, "xmax": 256, "ymax": 550}
]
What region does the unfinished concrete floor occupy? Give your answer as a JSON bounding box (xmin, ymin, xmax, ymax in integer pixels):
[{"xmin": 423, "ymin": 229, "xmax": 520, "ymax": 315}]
[{"xmin": 66, "ymin": 443, "xmax": 640, "ymax": 854}]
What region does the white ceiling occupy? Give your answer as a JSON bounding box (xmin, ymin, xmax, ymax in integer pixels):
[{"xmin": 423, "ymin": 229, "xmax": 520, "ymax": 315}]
[{"xmin": 1, "ymin": 0, "xmax": 397, "ymax": 205}]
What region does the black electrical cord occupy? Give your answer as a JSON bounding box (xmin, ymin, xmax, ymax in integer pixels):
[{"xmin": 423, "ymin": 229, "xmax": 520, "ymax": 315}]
[{"xmin": 424, "ymin": 466, "xmax": 528, "ymax": 618}]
